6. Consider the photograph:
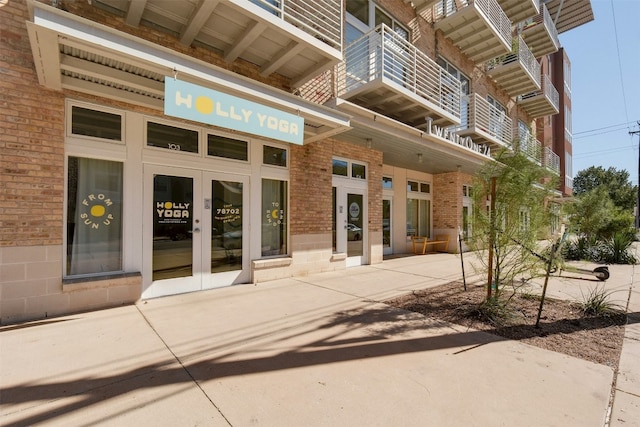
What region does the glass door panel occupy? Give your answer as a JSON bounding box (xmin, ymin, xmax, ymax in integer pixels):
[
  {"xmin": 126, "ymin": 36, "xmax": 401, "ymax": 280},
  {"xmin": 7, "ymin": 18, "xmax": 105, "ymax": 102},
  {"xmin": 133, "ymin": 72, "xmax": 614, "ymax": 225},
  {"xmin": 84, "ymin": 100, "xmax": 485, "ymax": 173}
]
[
  {"xmin": 347, "ymin": 193, "xmax": 364, "ymax": 258},
  {"xmin": 211, "ymin": 180, "xmax": 243, "ymax": 273},
  {"xmin": 152, "ymin": 175, "xmax": 194, "ymax": 280},
  {"xmin": 383, "ymin": 198, "xmax": 392, "ymax": 255}
]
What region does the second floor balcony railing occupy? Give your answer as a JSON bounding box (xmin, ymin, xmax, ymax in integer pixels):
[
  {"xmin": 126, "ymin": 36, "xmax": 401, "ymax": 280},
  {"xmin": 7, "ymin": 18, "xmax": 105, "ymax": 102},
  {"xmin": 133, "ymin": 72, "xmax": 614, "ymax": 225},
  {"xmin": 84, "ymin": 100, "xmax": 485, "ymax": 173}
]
[
  {"xmin": 518, "ymin": 73, "xmax": 560, "ymax": 118},
  {"xmin": 458, "ymin": 93, "xmax": 513, "ymax": 148},
  {"xmin": 544, "ymin": 146, "xmax": 561, "ymax": 175},
  {"xmin": 515, "ymin": 129, "xmax": 542, "ymax": 165},
  {"xmin": 486, "ymin": 36, "xmax": 541, "ymax": 97},
  {"xmin": 337, "ymin": 24, "xmax": 461, "ymax": 127},
  {"xmin": 520, "ymin": 3, "xmax": 560, "ymax": 58},
  {"xmin": 249, "ymin": 0, "xmax": 342, "ymax": 51},
  {"xmin": 433, "ymin": 0, "xmax": 512, "ymax": 63}
]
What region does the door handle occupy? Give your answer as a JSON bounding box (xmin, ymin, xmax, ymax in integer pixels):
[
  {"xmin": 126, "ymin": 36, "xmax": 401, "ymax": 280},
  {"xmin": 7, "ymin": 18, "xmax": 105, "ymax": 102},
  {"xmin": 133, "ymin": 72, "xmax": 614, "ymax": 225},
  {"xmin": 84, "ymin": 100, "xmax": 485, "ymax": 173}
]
[{"xmin": 193, "ymin": 227, "xmax": 201, "ymax": 233}]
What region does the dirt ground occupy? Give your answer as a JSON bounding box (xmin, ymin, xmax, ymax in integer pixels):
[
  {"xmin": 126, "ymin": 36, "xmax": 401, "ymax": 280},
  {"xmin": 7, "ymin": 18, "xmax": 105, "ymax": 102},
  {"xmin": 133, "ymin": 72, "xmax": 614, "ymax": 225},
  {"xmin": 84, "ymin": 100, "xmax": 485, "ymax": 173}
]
[{"xmin": 386, "ymin": 281, "xmax": 627, "ymax": 370}]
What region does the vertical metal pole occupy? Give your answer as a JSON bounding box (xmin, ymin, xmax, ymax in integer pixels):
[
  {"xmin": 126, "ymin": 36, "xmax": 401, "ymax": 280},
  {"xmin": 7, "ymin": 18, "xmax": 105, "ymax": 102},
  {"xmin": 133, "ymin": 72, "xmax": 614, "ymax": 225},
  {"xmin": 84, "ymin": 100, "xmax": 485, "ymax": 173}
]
[
  {"xmin": 487, "ymin": 177, "xmax": 496, "ymax": 299},
  {"xmin": 458, "ymin": 228, "xmax": 467, "ymax": 291},
  {"xmin": 631, "ymin": 124, "xmax": 640, "ymax": 229}
]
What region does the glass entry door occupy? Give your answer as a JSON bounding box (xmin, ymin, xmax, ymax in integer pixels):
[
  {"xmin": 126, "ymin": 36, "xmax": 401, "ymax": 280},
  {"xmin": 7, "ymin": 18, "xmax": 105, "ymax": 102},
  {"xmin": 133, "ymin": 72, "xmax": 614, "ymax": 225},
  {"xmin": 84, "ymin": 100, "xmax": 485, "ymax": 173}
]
[
  {"xmin": 383, "ymin": 198, "xmax": 392, "ymax": 255},
  {"xmin": 142, "ymin": 165, "xmax": 248, "ymax": 298},
  {"xmin": 334, "ymin": 186, "xmax": 366, "ymax": 267}
]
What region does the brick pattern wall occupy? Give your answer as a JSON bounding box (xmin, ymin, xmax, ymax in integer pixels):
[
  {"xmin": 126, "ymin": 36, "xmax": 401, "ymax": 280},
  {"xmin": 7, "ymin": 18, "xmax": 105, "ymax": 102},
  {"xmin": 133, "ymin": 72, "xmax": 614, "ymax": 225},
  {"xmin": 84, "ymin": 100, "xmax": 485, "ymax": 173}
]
[
  {"xmin": 433, "ymin": 171, "xmax": 473, "ymax": 231},
  {"xmin": 1, "ymin": 0, "xmax": 65, "ymax": 248}
]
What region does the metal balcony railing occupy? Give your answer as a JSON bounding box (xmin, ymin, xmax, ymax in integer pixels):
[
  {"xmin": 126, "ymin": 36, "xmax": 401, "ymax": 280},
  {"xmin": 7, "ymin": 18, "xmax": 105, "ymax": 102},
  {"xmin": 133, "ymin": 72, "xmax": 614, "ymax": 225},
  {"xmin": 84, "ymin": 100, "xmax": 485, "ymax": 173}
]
[
  {"xmin": 337, "ymin": 24, "xmax": 461, "ymax": 122},
  {"xmin": 519, "ymin": 73, "xmax": 560, "ymax": 117},
  {"xmin": 250, "ymin": 0, "xmax": 342, "ymax": 50},
  {"xmin": 544, "ymin": 146, "xmax": 561, "ymax": 174},
  {"xmin": 461, "ymin": 94, "xmax": 513, "ymax": 147},
  {"xmin": 486, "ymin": 36, "xmax": 541, "ymax": 96},
  {"xmin": 520, "ymin": 3, "xmax": 560, "ymax": 57},
  {"xmin": 515, "ymin": 130, "xmax": 542, "ymax": 165},
  {"xmin": 433, "ymin": 0, "xmax": 512, "ymax": 50}
]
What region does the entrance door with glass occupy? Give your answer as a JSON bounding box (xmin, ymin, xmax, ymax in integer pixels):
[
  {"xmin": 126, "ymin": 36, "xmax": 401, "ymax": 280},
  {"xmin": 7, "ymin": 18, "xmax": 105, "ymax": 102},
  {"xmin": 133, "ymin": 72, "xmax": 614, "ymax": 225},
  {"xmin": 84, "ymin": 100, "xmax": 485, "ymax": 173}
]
[
  {"xmin": 334, "ymin": 186, "xmax": 367, "ymax": 267},
  {"xmin": 142, "ymin": 165, "xmax": 249, "ymax": 298}
]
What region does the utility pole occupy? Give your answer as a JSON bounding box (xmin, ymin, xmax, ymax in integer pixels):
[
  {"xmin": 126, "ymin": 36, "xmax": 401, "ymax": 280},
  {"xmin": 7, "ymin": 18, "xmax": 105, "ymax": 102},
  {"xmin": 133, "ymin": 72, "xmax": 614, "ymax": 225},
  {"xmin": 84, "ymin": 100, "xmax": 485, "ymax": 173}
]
[{"xmin": 632, "ymin": 122, "xmax": 640, "ymax": 229}]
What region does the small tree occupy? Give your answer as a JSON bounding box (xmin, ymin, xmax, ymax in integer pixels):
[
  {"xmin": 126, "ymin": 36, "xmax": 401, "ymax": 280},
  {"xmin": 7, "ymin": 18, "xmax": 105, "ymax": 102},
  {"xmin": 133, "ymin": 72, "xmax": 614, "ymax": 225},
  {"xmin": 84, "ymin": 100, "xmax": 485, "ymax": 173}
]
[
  {"xmin": 470, "ymin": 149, "xmax": 558, "ymax": 301},
  {"xmin": 573, "ymin": 166, "xmax": 637, "ymax": 211}
]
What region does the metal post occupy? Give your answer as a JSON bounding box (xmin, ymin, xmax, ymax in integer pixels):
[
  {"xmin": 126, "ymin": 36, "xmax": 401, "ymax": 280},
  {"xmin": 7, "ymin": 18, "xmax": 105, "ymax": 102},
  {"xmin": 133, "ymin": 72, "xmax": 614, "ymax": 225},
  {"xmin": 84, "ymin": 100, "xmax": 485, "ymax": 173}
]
[
  {"xmin": 631, "ymin": 123, "xmax": 640, "ymax": 229},
  {"xmin": 487, "ymin": 177, "xmax": 496, "ymax": 299}
]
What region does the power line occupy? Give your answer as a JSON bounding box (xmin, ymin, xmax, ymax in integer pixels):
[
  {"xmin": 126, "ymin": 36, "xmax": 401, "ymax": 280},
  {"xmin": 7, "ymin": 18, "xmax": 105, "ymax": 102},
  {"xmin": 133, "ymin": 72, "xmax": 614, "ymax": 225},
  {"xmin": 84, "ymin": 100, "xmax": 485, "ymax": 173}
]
[
  {"xmin": 611, "ymin": 0, "xmax": 632, "ymax": 131},
  {"xmin": 574, "ymin": 125, "xmax": 638, "ymax": 139},
  {"xmin": 573, "ymin": 145, "xmax": 635, "ymax": 159},
  {"xmin": 574, "ymin": 120, "xmax": 639, "ymax": 136}
]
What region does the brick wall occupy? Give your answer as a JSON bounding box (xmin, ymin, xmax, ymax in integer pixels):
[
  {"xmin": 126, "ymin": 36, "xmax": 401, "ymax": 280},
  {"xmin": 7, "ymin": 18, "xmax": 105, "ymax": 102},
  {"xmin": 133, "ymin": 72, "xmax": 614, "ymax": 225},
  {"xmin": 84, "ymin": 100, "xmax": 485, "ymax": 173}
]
[
  {"xmin": 0, "ymin": 0, "xmax": 65, "ymax": 248},
  {"xmin": 433, "ymin": 171, "xmax": 473, "ymax": 231}
]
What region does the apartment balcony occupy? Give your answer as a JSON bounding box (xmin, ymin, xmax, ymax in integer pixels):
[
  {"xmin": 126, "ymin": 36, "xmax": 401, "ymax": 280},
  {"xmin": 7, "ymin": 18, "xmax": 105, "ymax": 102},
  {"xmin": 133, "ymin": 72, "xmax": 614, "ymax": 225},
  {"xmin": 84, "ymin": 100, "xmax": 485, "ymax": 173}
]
[
  {"xmin": 433, "ymin": 0, "xmax": 512, "ymax": 63},
  {"xmin": 336, "ymin": 24, "xmax": 461, "ymax": 128},
  {"xmin": 496, "ymin": 0, "xmax": 539, "ymax": 25},
  {"xmin": 518, "ymin": 74, "xmax": 560, "ymax": 118},
  {"xmin": 544, "ymin": 146, "xmax": 561, "ymax": 175},
  {"xmin": 514, "ymin": 131, "xmax": 542, "ymax": 165},
  {"xmin": 456, "ymin": 94, "xmax": 513, "ymax": 149},
  {"xmin": 89, "ymin": 0, "xmax": 343, "ymax": 87},
  {"xmin": 486, "ymin": 36, "xmax": 541, "ymax": 97},
  {"xmin": 403, "ymin": 0, "xmax": 440, "ymax": 13},
  {"xmin": 520, "ymin": 4, "xmax": 560, "ymax": 58}
]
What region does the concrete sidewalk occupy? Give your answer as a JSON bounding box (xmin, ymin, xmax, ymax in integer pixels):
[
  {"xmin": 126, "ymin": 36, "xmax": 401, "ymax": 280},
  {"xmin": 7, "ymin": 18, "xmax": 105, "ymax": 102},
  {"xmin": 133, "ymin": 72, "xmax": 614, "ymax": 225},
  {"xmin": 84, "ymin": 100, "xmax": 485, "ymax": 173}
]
[{"xmin": 1, "ymin": 253, "xmax": 638, "ymax": 426}]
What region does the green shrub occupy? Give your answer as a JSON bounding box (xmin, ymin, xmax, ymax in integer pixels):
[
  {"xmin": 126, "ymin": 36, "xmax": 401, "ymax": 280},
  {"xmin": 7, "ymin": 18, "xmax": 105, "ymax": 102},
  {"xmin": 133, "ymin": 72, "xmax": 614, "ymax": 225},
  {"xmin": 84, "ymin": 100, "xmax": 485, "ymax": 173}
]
[{"xmin": 575, "ymin": 285, "xmax": 624, "ymax": 316}]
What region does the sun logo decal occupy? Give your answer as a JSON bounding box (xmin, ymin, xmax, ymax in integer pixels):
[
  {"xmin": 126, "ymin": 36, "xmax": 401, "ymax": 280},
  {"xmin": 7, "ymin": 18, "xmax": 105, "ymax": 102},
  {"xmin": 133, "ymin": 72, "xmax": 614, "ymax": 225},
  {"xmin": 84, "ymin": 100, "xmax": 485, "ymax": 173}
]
[{"xmin": 80, "ymin": 193, "xmax": 115, "ymax": 229}]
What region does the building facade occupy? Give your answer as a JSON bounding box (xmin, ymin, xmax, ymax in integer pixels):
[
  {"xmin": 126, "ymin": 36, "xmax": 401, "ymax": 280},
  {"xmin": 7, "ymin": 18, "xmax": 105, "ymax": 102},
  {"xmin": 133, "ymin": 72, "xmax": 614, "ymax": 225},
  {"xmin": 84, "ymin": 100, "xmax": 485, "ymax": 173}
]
[{"xmin": 0, "ymin": 0, "xmax": 592, "ymax": 324}]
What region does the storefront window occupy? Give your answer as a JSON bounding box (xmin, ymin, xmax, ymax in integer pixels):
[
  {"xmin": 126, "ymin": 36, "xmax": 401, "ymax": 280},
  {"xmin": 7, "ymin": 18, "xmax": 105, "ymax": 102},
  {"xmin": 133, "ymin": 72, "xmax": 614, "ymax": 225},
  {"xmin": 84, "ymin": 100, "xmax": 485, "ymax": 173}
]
[
  {"xmin": 207, "ymin": 134, "xmax": 248, "ymax": 161},
  {"xmin": 262, "ymin": 179, "xmax": 288, "ymax": 256},
  {"xmin": 71, "ymin": 106, "xmax": 122, "ymax": 141},
  {"xmin": 406, "ymin": 198, "xmax": 430, "ymax": 238},
  {"xmin": 332, "ymin": 159, "xmax": 348, "ymax": 176},
  {"xmin": 66, "ymin": 157, "xmax": 123, "ymax": 276},
  {"xmin": 352, "ymin": 163, "xmax": 366, "ymax": 179},
  {"xmin": 263, "ymin": 145, "xmax": 287, "ymax": 167},
  {"xmin": 147, "ymin": 121, "xmax": 199, "ymax": 153}
]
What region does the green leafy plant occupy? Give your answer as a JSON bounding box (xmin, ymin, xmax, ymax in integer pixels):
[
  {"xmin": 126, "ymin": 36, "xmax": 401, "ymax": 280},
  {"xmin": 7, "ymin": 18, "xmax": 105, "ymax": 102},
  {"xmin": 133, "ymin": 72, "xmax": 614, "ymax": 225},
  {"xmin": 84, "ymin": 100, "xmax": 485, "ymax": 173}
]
[{"xmin": 575, "ymin": 285, "xmax": 624, "ymax": 316}]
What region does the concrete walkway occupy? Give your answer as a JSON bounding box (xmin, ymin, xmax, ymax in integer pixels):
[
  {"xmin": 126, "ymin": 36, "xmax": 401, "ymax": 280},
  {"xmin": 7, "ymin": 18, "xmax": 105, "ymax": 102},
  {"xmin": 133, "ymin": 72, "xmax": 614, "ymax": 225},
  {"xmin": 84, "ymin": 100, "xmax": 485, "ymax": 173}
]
[{"xmin": 1, "ymin": 252, "xmax": 638, "ymax": 426}]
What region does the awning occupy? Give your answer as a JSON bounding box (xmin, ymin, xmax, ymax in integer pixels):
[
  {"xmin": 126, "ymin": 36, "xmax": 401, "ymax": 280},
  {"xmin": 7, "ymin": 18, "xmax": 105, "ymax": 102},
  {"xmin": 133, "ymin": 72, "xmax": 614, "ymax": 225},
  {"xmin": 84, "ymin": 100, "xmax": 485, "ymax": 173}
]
[{"xmin": 25, "ymin": 0, "xmax": 350, "ymax": 144}]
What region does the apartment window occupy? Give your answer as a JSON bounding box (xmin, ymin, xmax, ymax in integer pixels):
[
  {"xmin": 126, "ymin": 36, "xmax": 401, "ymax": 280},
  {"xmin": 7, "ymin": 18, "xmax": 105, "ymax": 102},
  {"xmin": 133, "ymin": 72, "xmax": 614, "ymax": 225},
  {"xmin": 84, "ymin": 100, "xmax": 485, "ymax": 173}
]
[
  {"xmin": 407, "ymin": 180, "xmax": 431, "ymax": 238},
  {"xmin": 347, "ymin": 0, "xmax": 409, "ymax": 39},
  {"xmin": 263, "ymin": 145, "xmax": 287, "ymax": 167},
  {"xmin": 262, "ymin": 179, "xmax": 288, "ymax": 256},
  {"xmin": 437, "ymin": 57, "xmax": 469, "ymax": 123},
  {"xmin": 382, "ymin": 176, "xmax": 393, "ymax": 189},
  {"xmin": 564, "ymin": 60, "xmax": 572, "ymax": 94},
  {"xmin": 207, "ymin": 134, "xmax": 248, "ymax": 161},
  {"xmin": 70, "ymin": 105, "xmax": 123, "ymax": 141},
  {"xmin": 565, "ymin": 106, "xmax": 572, "ymax": 134},
  {"xmin": 147, "ymin": 121, "xmax": 199, "ymax": 153},
  {"xmin": 66, "ymin": 157, "xmax": 123, "ymax": 276}
]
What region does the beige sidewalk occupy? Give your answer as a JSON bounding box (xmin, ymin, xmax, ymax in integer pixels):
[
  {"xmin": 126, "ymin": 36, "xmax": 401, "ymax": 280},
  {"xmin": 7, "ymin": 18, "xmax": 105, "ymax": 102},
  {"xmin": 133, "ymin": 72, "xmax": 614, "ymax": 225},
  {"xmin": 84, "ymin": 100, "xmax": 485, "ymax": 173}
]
[{"xmin": 1, "ymin": 252, "xmax": 638, "ymax": 426}]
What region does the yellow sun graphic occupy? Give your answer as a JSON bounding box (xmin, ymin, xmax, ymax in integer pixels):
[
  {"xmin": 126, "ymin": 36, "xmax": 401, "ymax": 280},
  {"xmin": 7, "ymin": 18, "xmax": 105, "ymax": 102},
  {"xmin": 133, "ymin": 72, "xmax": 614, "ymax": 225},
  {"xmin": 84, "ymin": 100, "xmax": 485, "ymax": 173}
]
[{"xmin": 90, "ymin": 205, "xmax": 105, "ymax": 217}]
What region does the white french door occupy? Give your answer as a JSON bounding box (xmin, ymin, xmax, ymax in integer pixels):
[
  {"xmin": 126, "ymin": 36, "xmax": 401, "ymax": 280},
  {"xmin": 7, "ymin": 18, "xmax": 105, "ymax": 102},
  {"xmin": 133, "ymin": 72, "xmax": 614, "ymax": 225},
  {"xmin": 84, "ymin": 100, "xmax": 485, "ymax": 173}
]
[
  {"xmin": 142, "ymin": 165, "xmax": 249, "ymax": 298},
  {"xmin": 334, "ymin": 185, "xmax": 367, "ymax": 267}
]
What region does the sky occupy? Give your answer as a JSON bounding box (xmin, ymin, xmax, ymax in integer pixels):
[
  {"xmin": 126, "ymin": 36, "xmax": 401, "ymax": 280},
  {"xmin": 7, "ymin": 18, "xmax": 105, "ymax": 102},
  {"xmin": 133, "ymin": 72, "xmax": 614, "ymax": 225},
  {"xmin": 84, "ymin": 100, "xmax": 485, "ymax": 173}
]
[{"xmin": 558, "ymin": 0, "xmax": 640, "ymax": 184}]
